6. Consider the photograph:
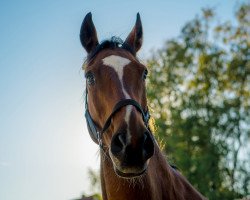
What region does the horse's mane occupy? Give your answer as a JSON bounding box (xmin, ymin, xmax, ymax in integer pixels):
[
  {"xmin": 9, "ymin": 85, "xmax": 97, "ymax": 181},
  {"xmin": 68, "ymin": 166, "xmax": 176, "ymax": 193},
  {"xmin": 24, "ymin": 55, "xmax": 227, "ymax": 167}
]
[{"xmin": 87, "ymin": 36, "xmax": 135, "ymax": 62}]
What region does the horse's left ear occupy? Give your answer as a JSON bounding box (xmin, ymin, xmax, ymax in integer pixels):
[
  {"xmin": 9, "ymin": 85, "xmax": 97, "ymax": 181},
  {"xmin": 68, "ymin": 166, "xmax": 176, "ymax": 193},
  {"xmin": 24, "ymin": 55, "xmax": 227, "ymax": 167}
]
[
  {"xmin": 124, "ymin": 13, "xmax": 143, "ymax": 53},
  {"xmin": 80, "ymin": 12, "xmax": 99, "ymax": 54}
]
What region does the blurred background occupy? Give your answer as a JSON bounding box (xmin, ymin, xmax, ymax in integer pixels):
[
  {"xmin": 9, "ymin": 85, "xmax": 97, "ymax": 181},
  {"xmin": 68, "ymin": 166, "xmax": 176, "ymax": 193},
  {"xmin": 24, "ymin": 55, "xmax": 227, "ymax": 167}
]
[{"xmin": 0, "ymin": 0, "xmax": 249, "ymax": 200}]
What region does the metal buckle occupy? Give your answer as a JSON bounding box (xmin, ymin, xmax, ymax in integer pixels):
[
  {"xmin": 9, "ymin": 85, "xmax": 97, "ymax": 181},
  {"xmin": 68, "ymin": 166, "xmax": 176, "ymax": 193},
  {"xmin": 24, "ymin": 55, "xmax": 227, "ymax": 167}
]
[{"xmin": 97, "ymin": 131, "xmax": 103, "ymax": 148}]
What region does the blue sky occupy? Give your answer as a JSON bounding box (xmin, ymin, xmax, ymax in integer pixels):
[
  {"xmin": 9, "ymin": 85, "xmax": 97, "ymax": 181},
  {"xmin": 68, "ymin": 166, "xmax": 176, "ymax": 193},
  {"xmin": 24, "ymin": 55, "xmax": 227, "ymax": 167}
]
[{"xmin": 0, "ymin": 0, "xmax": 238, "ymax": 199}]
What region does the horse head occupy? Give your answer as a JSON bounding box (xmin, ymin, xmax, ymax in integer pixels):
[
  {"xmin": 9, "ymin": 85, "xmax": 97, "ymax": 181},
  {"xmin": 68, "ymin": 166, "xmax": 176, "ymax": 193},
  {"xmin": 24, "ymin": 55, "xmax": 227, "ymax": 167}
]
[{"xmin": 80, "ymin": 13, "xmax": 154, "ymax": 178}]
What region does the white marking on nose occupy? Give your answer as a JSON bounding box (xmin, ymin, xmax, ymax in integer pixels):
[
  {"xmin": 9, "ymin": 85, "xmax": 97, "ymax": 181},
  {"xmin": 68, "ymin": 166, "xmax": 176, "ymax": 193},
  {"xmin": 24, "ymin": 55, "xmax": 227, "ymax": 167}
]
[{"xmin": 102, "ymin": 55, "xmax": 132, "ymax": 141}]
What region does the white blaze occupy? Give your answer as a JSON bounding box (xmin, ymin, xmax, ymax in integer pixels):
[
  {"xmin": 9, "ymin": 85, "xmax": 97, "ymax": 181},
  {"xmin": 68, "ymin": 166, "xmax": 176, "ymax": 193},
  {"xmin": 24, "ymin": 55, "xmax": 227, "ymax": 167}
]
[
  {"xmin": 103, "ymin": 55, "xmax": 131, "ymax": 98},
  {"xmin": 102, "ymin": 55, "xmax": 132, "ymax": 141}
]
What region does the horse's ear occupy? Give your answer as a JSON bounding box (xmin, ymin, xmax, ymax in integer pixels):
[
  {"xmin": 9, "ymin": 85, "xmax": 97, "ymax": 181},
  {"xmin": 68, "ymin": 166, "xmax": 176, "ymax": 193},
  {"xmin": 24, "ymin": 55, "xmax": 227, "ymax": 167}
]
[
  {"xmin": 80, "ymin": 12, "xmax": 99, "ymax": 54},
  {"xmin": 124, "ymin": 13, "xmax": 143, "ymax": 53}
]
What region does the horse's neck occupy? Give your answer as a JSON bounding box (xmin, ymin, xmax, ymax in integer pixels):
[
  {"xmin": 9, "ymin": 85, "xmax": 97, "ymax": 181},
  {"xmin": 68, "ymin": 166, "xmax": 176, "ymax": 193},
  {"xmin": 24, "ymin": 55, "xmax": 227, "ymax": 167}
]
[{"xmin": 100, "ymin": 145, "xmax": 205, "ymax": 200}]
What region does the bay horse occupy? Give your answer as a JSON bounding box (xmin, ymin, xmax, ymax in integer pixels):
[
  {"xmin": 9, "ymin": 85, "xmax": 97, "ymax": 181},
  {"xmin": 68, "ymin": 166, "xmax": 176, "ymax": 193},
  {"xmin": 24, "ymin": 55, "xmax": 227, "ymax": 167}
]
[{"xmin": 80, "ymin": 12, "xmax": 206, "ymax": 200}]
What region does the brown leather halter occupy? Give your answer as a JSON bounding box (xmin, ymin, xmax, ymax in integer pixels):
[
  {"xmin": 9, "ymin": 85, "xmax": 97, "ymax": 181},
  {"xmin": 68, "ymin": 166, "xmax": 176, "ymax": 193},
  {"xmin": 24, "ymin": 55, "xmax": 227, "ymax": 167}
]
[{"xmin": 85, "ymin": 89, "xmax": 151, "ymax": 148}]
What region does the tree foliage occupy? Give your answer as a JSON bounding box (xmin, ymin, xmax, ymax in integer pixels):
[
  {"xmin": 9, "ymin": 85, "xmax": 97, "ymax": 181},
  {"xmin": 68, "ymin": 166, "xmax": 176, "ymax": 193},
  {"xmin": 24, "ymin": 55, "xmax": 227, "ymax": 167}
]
[
  {"xmin": 87, "ymin": 168, "xmax": 102, "ymax": 195},
  {"xmin": 147, "ymin": 3, "xmax": 250, "ymax": 199}
]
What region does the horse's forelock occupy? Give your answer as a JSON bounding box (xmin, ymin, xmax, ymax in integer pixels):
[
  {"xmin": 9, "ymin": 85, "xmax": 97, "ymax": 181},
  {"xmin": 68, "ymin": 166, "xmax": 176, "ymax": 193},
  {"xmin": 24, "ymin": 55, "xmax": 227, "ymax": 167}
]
[{"xmin": 86, "ymin": 36, "xmax": 135, "ymax": 63}]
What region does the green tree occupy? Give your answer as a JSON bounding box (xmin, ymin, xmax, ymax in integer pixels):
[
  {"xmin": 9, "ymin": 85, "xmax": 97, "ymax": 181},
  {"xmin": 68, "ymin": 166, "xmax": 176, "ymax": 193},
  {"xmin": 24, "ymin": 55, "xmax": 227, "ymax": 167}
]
[
  {"xmin": 87, "ymin": 168, "xmax": 101, "ymax": 195},
  {"xmin": 147, "ymin": 3, "xmax": 249, "ymax": 200}
]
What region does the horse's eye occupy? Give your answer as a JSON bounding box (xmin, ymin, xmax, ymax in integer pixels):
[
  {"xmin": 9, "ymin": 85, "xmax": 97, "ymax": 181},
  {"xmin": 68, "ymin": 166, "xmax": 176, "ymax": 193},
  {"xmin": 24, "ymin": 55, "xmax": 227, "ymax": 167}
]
[
  {"xmin": 143, "ymin": 69, "xmax": 148, "ymax": 80},
  {"xmin": 85, "ymin": 72, "xmax": 95, "ymax": 85}
]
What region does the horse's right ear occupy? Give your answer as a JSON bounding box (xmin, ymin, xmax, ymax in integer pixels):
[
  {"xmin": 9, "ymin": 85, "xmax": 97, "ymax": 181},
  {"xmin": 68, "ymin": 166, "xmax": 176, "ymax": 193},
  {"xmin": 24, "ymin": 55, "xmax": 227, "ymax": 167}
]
[{"xmin": 80, "ymin": 12, "xmax": 99, "ymax": 54}]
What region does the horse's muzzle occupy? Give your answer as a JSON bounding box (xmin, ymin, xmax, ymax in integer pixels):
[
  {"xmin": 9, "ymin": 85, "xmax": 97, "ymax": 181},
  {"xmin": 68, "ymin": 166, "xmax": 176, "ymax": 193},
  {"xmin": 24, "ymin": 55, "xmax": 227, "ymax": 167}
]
[{"xmin": 110, "ymin": 130, "xmax": 154, "ymax": 177}]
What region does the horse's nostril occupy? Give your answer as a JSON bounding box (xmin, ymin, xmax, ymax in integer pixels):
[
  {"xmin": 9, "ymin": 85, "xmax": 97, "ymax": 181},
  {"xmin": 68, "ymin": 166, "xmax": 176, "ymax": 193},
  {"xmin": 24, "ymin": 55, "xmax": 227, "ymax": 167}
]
[
  {"xmin": 111, "ymin": 133, "xmax": 126, "ymax": 155},
  {"xmin": 143, "ymin": 131, "xmax": 154, "ymax": 159}
]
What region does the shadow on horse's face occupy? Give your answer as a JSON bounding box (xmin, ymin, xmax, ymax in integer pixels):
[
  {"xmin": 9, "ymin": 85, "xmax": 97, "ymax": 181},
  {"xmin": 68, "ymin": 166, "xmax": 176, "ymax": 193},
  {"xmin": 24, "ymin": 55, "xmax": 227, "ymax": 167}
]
[
  {"xmin": 81, "ymin": 13, "xmax": 154, "ymax": 178},
  {"xmin": 87, "ymin": 49, "xmax": 154, "ymax": 178}
]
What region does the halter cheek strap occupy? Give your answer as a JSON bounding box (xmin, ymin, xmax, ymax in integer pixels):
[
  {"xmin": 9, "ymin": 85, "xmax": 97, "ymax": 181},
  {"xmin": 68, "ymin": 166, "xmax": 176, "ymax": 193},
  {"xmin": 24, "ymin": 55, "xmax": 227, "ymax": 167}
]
[
  {"xmin": 85, "ymin": 90, "xmax": 150, "ymax": 148},
  {"xmin": 85, "ymin": 109, "xmax": 100, "ymax": 145}
]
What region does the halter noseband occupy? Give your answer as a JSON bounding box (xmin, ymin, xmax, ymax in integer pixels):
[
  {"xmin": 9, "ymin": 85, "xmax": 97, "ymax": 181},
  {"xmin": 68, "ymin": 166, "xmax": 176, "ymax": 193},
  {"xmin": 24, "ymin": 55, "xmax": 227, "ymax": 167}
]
[{"xmin": 85, "ymin": 89, "xmax": 150, "ymax": 148}]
